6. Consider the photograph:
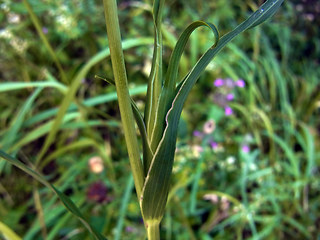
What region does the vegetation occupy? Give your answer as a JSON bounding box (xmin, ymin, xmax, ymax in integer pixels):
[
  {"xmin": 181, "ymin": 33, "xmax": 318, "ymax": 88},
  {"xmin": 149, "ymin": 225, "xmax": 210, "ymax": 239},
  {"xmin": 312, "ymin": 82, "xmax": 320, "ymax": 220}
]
[{"xmin": 0, "ymin": 0, "xmax": 319, "ymax": 239}]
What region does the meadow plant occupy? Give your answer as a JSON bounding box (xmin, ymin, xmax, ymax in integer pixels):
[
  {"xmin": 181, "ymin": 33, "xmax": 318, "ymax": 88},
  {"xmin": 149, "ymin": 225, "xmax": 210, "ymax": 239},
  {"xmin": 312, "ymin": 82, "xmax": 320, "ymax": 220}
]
[
  {"xmin": 102, "ymin": 0, "xmax": 283, "ymax": 239},
  {"xmin": 0, "ymin": 0, "xmax": 284, "ymax": 239}
]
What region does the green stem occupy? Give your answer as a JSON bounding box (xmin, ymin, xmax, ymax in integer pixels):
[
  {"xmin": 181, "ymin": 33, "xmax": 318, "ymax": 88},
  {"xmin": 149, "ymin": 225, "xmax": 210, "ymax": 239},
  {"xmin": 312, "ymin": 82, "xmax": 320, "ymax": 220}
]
[
  {"xmin": 103, "ymin": 0, "xmax": 144, "ymax": 198},
  {"xmin": 147, "ymin": 221, "xmax": 160, "ymax": 240}
]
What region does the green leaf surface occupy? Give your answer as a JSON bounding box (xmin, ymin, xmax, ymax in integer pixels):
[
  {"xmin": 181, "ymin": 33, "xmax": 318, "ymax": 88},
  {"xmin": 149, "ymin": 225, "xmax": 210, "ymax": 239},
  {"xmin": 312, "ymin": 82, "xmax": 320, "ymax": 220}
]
[
  {"xmin": 141, "ymin": 0, "xmax": 284, "ymax": 222},
  {"xmin": 0, "ymin": 150, "xmax": 106, "ymax": 240}
]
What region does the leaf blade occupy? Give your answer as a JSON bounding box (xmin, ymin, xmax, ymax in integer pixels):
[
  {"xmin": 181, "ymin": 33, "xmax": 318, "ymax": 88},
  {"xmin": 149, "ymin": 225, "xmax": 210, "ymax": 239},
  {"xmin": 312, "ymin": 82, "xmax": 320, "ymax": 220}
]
[
  {"xmin": 150, "ymin": 21, "xmax": 219, "ymax": 153},
  {"xmin": 140, "ymin": 0, "xmax": 284, "ymax": 222}
]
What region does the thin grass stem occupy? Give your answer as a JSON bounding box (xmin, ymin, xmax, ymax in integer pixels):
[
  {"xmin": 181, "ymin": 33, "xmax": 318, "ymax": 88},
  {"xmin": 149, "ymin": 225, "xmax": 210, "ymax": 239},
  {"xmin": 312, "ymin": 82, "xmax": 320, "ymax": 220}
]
[{"xmin": 102, "ymin": 0, "xmax": 144, "ymax": 198}]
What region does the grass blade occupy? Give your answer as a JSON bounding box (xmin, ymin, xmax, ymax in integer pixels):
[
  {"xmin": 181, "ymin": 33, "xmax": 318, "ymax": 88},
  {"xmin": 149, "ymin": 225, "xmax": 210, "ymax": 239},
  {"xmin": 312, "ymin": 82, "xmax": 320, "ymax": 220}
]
[
  {"xmin": 150, "ymin": 21, "xmax": 219, "ymax": 154},
  {"xmin": 300, "ymin": 123, "xmax": 315, "ymax": 178},
  {"xmin": 0, "ymin": 221, "xmax": 22, "ymax": 240},
  {"xmin": 2, "ymin": 87, "xmax": 43, "ymax": 152},
  {"xmin": 0, "ymin": 82, "xmax": 67, "ymax": 93},
  {"xmin": 144, "ymin": 0, "xmax": 165, "ymax": 143},
  {"xmin": 10, "ymin": 113, "xmax": 79, "ymax": 152},
  {"xmin": 114, "ymin": 175, "xmax": 134, "ymax": 240},
  {"xmin": 267, "ymin": 133, "xmax": 300, "ymax": 179},
  {"xmin": 0, "ymin": 150, "xmax": 107, "ymax": 240},
  {"xmin": 23, "ymin": 85, "xmax": 147, "ymax": 128}
]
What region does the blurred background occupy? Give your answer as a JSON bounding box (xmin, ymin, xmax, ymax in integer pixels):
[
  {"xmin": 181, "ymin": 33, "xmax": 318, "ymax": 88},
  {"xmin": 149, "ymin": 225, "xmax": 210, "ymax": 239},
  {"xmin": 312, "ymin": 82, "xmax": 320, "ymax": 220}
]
[{"xmin": 0, "ymin": 0, "xmax": 319, "ymax": 239}]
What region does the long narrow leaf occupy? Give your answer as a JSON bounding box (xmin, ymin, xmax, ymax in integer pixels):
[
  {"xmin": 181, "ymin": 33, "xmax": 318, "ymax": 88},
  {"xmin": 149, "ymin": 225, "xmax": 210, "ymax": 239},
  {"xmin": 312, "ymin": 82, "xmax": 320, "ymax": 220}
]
[
  {"xmin": 0, "ymin": 221, "xmax": 22, "ymax": 240},
  {"xmin": 114, "ymin": 175, "xmax": 134, "ymax": 240},
  {"xmin": 150, "ymin": 21, "xmax": 219, "ymax": 153},
  {"xmin": 144, "ymin": 0, "xmax": 165, "ymax": 149},
  {"xmin": 2, "ymin": 87, "xmax": 43, "ymax": 152},
  {"xmin": 0, "ymin": 150, "xmax": 106, "ymax": 240},
  {"xmin": 0, "ymin": 82, "xmax": 67, "ymax": 93},
  {"xmin": 141, "ymin": 0, "xmax": 284, "ymax": 222}
]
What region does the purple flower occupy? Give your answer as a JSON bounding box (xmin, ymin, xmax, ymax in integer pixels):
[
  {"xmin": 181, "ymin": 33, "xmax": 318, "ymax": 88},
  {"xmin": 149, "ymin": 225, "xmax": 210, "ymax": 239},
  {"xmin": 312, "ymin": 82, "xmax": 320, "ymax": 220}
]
[
  {"xmin": 209, "ymin": 141, "xmax": 218, "ymax": 150},
  {"xmin": 224, "ymin": 78, "xmax": 235, "ymax": 88},
  {"xmin": 193, "ymin": 130, "xmax": 203, "ymax": 138},
  {"xmin": 214, "ymin": 78, "xmax": 224, "ymax": 87},
  {"xmin": 126, "ymin": 226, "xmax": 134, "ymax": 233},
  {"xmin": 224, "ymin": 106, "xmax": 233, "ymax": 116},
  {"xmin": 241, "ymin": 145, "xmax": 250, "ymax": 153},
  {"xmin": 236, "ymin": 79, "xmax": 245, "ymax": 88},
  {"xmin": 42, "ymin": 27, "xmax": 48, "ymax": 34},
  {"xmin": 226, "ymin": 93, "xmax": 234, "ymax": 101}
]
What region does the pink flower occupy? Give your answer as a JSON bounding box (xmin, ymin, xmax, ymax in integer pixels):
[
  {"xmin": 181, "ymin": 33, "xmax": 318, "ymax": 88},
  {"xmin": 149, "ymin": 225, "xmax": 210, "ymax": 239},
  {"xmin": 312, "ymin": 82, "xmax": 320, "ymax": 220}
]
[
  {"xmin": 226, "ymin": 93, "xmax": 234, "ymax": 101},
  {"xmin": 193, "ymin": 130, "xmax": 203, "ymax": 138},
  {"xmin": 214, "ymin": 78, "xmax": 224, "ymax": 87},
  {"xmin": 236, "ymin": 79, "xmax": 245, "ymax": 88},
  {"xmin": 209, "ymin": 141, "xmax": 218, "ymax": 150},
  {"xmin": 224, "ymin": 106, "xmax": 233, "ymax": 116},
  {"xmin": 241, "ymin": 145, "xmax": 250, "ymax": 153},
  {"xmin": 203, "ymin": 119, "xmax": 216, "ymax": 134},
  {"xmin": 88, "ymin": 156, "xmax": 104, "ymax": 174}
]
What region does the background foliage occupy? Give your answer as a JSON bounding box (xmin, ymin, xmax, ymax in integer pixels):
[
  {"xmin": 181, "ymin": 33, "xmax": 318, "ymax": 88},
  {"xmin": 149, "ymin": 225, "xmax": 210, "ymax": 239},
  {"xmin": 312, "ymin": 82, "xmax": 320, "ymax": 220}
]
[{"xmin": 0, "ymin": 0, "xmax": 319, "ymax": 239}]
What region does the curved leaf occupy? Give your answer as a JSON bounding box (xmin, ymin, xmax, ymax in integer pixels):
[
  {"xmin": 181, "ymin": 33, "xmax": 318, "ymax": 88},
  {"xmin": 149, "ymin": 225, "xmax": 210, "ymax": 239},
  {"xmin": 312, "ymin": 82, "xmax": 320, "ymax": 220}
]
[
  {"xmin": 141, "ymin": 0, "xmax": 284, "ymax": 222},
  {"xmin": 149, "ymin": 21, "xmax": 219, "ymax": 153}
]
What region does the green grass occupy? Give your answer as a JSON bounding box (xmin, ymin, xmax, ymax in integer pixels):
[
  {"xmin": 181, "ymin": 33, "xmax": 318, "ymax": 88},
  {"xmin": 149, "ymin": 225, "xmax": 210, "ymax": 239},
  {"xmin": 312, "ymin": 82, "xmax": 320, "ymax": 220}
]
[{"xmin": 0, "ymin": 0, "xmax": 319, "ymax": 239}]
